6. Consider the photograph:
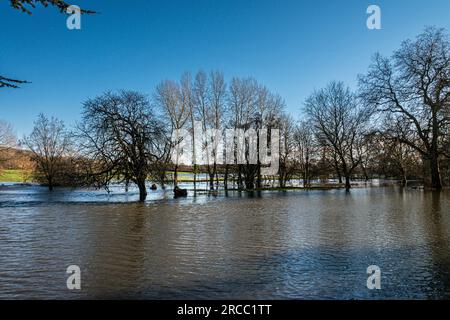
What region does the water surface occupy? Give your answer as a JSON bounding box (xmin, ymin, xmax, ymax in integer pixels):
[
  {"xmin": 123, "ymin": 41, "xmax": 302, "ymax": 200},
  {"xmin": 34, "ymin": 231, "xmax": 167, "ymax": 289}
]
[{"xmin": 0, "ymin": 185, "xmax": 449, "ymax": 299}]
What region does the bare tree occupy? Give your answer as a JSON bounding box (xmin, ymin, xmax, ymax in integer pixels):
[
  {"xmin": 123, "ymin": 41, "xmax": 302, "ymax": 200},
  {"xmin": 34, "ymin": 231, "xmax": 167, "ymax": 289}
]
[
  {"xmin": 22, "ymin": 113, "xmax": 70, "ymax": 190},
  {"xmin": 278, "ymin": 114, "xmax": 296, "ymax": 188},
  {"xmin": 207, "ymin": 71, "xmax": 227, "ymax": 190},
  {"xmin": 0, "ymin": 120, "xmax": 17, "ymax": 169},
  {"xmin": 359, "ymin": 27, "xmax": 450, "ymax": 190},
  {"xmin": 227, "ymin": 77, "xmax": 258, "ymax": 189},
  {"xmin": 78, "ymin": 91, "xmax": 167, "ymax": 201},
  {"xmin": 305, "ymin": 81, "xmax": 372, "ymax": 190},
  {"xmin": 294, "ymin": 120, "xmax": 315, "ymax": 188},
  {"xmin": 0, "ymin": 120, "xmax": 16, "ymax": 149},
  {"xmin": 155, "ymin": 79, "xmax": 191, "ymax": 188}
]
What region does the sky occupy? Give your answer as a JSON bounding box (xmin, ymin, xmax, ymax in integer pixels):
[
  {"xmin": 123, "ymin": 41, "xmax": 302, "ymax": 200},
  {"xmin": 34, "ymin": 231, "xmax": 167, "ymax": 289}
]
[{"xmin": 1, "ymin": 0, "xmax": 450, "ymax": 137}]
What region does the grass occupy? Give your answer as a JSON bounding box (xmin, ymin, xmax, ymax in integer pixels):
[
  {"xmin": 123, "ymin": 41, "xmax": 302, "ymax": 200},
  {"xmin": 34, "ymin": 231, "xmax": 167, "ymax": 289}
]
[{"xmin": 0, "ymin": 169, "xmax": 31, "ymax": 183}]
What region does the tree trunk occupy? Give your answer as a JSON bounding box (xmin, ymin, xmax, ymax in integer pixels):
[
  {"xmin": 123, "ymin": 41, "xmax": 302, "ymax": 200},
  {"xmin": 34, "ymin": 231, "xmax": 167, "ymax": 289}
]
[
  {"xmin": 345, "ymin": 175, "xmax": 351, "ymax": 191},
  {"xmin": 209, "ymin": 173, "xmax": 214, "ymax": 190},
  {"xmin": 193, "ymin": 165, "xmax": 197, "ymax": 192},
  {"xmin": 430, "ymin": 112, "xmax": 442, "ymax": 190},
  {"xmin": 224, "ymin": 165, "xmax": 228, "ymax": 190},
  {"xmin": 137, "ymin": 179, "xmax": 147, "ymax": 202},
  {"xmin": 48, "ymin": 176, "xmax": 54, "ymax": 191},
  {"xmin": 173, "ymin": 164, "xmax": 178, "ymax": 188},
  {"xmin": 430, "ymin": 154, "xmax": 442, "ymax": 190}
]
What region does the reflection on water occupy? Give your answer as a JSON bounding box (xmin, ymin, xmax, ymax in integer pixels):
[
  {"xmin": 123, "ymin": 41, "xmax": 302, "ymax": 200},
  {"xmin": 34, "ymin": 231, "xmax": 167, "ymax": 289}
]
[{"xmin": 0, "ymin": 185, "xmax": 449, "ymax": 299}]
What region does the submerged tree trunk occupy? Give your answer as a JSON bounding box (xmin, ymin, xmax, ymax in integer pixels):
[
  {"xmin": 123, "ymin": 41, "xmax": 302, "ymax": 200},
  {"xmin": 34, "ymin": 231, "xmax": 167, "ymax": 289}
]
[
  {"xmin": 224, "ymin": 165, "xmax": 229, "ymax": 190},
  {"xmin": 193, "ymin": 165, "xmax": 197, "ymax": 192},
  {"xmin": 209, "ymin": 173, "xmax": 214, "ymax": 190},
  {"xmin": 337, "ymin": 172, "xmax": 343, "ymax": 184},
  {"xmin": 137, "ymin": 179, "xmax": 147, "ymax": 202},
  {"xmin": 173, "ymin": 164, "xmax": 179, "ymax": 188},
  {"xmin": 47, "ymin": 175, "xmax": 54, "ymax": 191},
  {"xmin": 345, "ymin": 175, "xmax": 351, "ymax": 191},
  {"xmin": 430, "ymin": 154, "xmax": 442, "ymax": 190}
]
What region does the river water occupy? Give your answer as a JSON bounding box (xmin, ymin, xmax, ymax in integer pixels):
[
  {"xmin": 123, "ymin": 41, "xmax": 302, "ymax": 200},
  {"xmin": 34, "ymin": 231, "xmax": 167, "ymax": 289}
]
[{"xmin": 0, "ymin": 184, "xmax": 449, "ymax": 299}]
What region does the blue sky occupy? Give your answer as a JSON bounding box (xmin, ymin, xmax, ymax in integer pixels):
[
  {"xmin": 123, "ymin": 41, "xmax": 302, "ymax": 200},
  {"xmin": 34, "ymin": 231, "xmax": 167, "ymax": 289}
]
[{"xmin": 1, "ymin": 0, "xmax": 450, "ymax": 136}]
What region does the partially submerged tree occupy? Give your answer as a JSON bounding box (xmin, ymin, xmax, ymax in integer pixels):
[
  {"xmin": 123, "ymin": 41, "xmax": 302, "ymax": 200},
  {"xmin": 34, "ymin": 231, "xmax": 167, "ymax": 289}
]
[
  {"xmin": 155, "ymin": 79, "xmax": 191, "ymax": 188},
  {"xmin": 22, "ymin": 114, "xmax": 70, "ymax": 190},
  {"xmin": 78, "ymin": 91, "xmax": 167, "ymax": 201},
  {"xmin": 359, "ymin": 27, "xmax": 450, "ymax": 190},
  {"xmin": 305, "ymin": 81, "xmax": 372, "ymax": 190},
  {"xmin": 294, "ymin": 120, "xmax": 315, "ymax": 188}
]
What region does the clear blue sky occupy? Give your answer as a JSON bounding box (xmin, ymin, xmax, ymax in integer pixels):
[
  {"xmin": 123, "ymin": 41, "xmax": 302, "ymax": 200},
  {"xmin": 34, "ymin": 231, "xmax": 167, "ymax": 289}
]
[{"xmin": 1, "ymin": 0, "xmax": 450, "ymax": 137}]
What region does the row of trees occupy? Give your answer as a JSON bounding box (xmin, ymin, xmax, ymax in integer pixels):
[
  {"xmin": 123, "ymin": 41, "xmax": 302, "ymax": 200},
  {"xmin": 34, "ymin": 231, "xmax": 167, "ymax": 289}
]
[{"xmin": 1, "ymin": 27, "xmax": 449, "ymax": 200}]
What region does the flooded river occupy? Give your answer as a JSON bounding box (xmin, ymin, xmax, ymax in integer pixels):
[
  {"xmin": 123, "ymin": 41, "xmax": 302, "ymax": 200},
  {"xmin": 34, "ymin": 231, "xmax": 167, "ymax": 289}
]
[{"xmin": 0, "ymin": 184, "xmax": 449, "ymax": 299}]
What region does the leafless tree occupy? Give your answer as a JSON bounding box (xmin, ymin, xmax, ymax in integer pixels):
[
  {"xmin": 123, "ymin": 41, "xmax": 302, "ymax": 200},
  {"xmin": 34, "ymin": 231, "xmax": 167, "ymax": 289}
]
[
  {"xmin": 22, "ymin": 113, "xmax": 70, "ymax": 190},
  {"xmin": 359, "ymin": 27, "xmax": 450, "ymax": 190},
  {"xmin": 294, "ymin": 120, "xmax": 315, "ymax": 188},
  {"xmin": 278, "ymin": 114, "xmax": 296, "ymax": 187},
  {"xmin": 155, "ymin": 78, "xmax": 191, "ymax": 188},
  {"xmin": 305, "ymin": 81, "xmax": 372, "ymax": 190},
  {"xmin": 0, "ymin": 120, "xmax": 16, "ymax": 149},
  {"xmin": 227, "ymin": 77, "xmax": 258, "ymax": 189},
  {"xmin": 207, "ymin": 71, "xmax": 227, "ymax": 190},
  {"xmin": 78, "ymin": 91, "xmax": 167, "ymax": 201},
  {"xmin": 0, "ymin": 120, "xmax": 17, "ymax": 169}
]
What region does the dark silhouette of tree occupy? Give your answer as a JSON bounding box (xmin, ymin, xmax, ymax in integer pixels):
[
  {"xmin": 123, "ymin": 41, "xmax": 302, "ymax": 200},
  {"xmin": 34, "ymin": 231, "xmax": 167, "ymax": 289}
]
[
  {"xmin": 305, "ymin": 81, "xmax": 373, "ymax": 190},
  {"xmin": 77, "ymin": 91, "xmax": 168, "ymax": 202},
  {"xmin": 359, "ymin": 27, "xmax": 450, "ymax": 190}
]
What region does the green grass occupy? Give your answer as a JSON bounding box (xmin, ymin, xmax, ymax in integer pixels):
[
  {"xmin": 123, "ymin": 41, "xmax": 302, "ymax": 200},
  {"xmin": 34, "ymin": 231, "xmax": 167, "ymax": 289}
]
[{"xmin": 0, "ymin": 169, "xmax": 31, "ymax": 183}]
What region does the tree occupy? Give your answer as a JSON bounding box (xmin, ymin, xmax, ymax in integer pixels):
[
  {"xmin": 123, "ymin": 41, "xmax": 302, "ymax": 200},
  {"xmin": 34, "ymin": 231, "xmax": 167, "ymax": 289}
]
[
  {"xmin": 305, "ymin": 81, "xmax": 372, "ymax": 190},
  {"xmin": 0, "ymin": 120, "xmax": 16, "ymax": 149},
  {"xmin": 22, "ymin": 113, "xmax": 70, "ymax": 190},
  {"xmin": 359, "ymin": 27, "xmax": 450, "ymax": 190},
  {"xmin": 0, "ymin": 120, "xmax": 17, "ymax": 169},
  {"xmin": 207, "ymin": 71, "xmax": 227, "ymax": 190},
  {"xmin": 155, "ymin": 78, "xmax": 191, "ymax": 189},
  {"xmin": 78, "ymin": 91, "xmax": 167, "ymax": 201},
  {"xmin": 278, "ymin": 114, "xmax": 296, "ymax": 188},
  {"xmin": 294, "ymin": 120, "xmax": 315, "ymax": 188}
]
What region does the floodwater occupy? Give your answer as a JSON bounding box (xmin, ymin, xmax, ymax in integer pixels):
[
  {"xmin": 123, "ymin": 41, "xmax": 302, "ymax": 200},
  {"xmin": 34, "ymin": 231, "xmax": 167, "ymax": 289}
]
[{"xmin": 0, "ymin": 183, "xmax": 449, "ymax": 299}]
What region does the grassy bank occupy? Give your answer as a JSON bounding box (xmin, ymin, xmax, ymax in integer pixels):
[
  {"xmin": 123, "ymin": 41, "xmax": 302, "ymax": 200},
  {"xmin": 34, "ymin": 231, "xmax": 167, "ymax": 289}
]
[{"xmin": 0, "ymin": 170, "xmax": 30, "ymax": 183}]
